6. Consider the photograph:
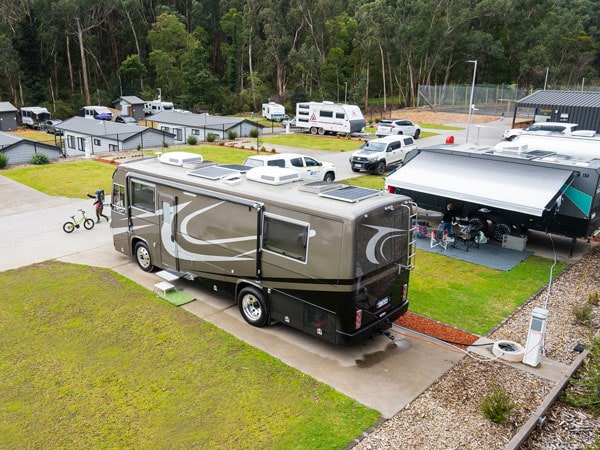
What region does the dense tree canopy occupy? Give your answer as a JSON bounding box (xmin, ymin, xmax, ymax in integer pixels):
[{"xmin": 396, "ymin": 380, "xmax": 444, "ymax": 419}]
[{"xmin": 0, "ymin": 0, "xmax": 597, "ymax": 115}]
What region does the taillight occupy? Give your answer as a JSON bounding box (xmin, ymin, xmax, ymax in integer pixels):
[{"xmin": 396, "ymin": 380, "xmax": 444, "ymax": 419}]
[
  {"xmin": 388, "ymin": 185, "xmax": 396, "ymax": 194},
  {"xmin": 355, "ymin": 309, "xmax": 363, "ymax": 329}
]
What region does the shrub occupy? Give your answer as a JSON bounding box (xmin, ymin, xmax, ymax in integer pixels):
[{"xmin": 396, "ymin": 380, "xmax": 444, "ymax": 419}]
[
  {"xmin": 29, "ymin": 153, "xmax": 50, "ymax": 165},
  {"xmin": 162, "ymin": 141, "xmax": 169, "ymax": 148},
  {"xmin": 0, "ymin": 152, "xmax": 8, "ymax": 169},
  {"xmin": 480, "ymin": 383, "xmax": 516, "ymax": 424},
  {"xmin": 187, "ymin": 135, "xmax": 198, "ymax": 145},
  {"xmin": 227, "ymin": 130, "xmax": 237, "ymax": 140},
  {"xmin": 565, "ymin": 337, "xmax": 600, "ymax": 414},
  {"xmin": 588, "ymin": 292, "xmax": 599, "ymax": 306},
  {"xmin": 572, "ymin": 303, "xmax": 593, "ymax": 326},
  {"xmin": 206, "ymin": 133, "xmax": 217, "ymax": 143},
  {"xmin": 249, "ymin": 127, "xmax": 259, "ymax": 139}
]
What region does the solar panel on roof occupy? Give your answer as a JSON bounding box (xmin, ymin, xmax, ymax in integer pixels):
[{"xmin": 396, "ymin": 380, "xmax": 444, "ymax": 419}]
[
  {"xmin": 189, "ymin": 166, "xmax": 240, "ymax": 180},
  {"xmin": 319, "ymin": 185, "xmax": 381, "ymax": 203}
]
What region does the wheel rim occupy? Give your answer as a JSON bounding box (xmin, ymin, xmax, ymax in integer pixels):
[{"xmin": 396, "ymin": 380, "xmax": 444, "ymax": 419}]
[
  {"xmin": 63, "ymin": 222, "xmax": 74, "ymax": 233},
  {"xmin": 310, "ymin": 127, "xmax": 317, "ymax": 135},
  {"xmin": 318, "ymin": 127, "xmax": 325, "ymax": 135},
  {"xmin": 241, "ymin": 294, "xmax": 263, "ymax": 322},
  {"xmin": 376, "ymin": 163, "xmax": 385, "ymax": 175},
  {"xmin": 136, "ymin": 245, "xmax": 151, "ymax": 270},
  {"xmin": 493, "ymin": 224, "xmax": 511, "ymax": 241}
]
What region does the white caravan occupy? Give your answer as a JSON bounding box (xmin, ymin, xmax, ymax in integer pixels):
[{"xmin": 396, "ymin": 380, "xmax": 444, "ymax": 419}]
[
  {"xmin": 19, "ymin": 106, "xmax": 51, "ymax": 129},
  {"xmin": 295, "ymin": 101, "xmax": 366, "ymax": 135},
  {"xmin": 261, "ymin": 102, "xmax": 286, "ymax": 121},
  {"xmin": 144, "ymin": 100, "xmax": 174, "ymax": 115}
]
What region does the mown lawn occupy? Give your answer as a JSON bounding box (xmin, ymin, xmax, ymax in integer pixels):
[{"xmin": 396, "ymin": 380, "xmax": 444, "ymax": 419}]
[{"xmin": 0, "ymin": 262, "xmax": 380, "ymax": 449}]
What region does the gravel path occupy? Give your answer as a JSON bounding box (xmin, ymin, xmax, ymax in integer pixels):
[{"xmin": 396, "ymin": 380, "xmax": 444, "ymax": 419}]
[{"xmin": 353, "ymin": 246, "xmax": 600, "ymax": 449}]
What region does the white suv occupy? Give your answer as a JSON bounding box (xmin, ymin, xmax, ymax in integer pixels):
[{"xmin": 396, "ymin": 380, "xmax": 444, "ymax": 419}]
[
  {"xmin": 502, "ymin": 122, "xmax": 585, "ymax": 141},
  {"xmin": 376, "ymin": 118, "xmax": 421, "ymax": 139},
  {"xmin": 243, "ymin": 153, "xmax": 336, "ymax": 182},
  {"xmin": 349, "ymin": 135, "xmax": 416, "ymax": 175}
]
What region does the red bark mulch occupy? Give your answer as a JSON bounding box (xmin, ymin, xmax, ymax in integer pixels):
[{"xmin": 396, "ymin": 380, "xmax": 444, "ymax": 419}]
[{"xmin": 394, "ymin": 311, "xmax": 479, "ymax": 350}]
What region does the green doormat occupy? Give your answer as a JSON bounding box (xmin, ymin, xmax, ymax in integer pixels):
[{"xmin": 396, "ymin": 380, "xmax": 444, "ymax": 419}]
[{"xmin": 158, "ymin": 290, "xmax": 195, "ymax": 306}]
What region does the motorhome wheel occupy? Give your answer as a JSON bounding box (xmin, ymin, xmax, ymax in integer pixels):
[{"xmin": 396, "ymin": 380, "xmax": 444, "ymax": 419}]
[
  {"xmin": 134, "ymin": 242, "xmax": 154, "ymax": 272},
  {"xmin": 469, "ymin": 217, "xmax": 488, "ymax": 234},
  {"xmin": 238, "ymin": 286, "xmax": 269, "ymax": 327},
  {"xmin": 492, "ymin": 223, "xmax": 512, "ymax": 242}
]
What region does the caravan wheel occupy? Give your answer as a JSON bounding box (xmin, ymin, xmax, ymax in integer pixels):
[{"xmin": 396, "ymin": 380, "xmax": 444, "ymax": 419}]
[
  {"xmin": 318, "ymin": 127, "xmax": 325, "ymax": 135},
  {"xmin": 310, "ymin": 127, "xmax": 318, "ymax": 135},
  {"xmin": 238, "ymin": 286, "xmax": 269, "ymax": 327}
]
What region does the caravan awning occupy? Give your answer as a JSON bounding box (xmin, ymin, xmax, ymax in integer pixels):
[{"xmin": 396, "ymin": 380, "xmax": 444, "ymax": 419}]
[{"xmin": 385, "ymin": 151, "xmax": 575, "ymax": 216}]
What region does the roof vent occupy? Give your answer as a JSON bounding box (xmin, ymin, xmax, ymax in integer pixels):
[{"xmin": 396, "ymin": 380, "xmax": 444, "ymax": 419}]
[
  {"xmin": 246, "ymin": 166, "xmax": 301, "ymax": 185},
  {"xmin": 159, "ymin": 151, "xmax": 204, "ymax": 167}
]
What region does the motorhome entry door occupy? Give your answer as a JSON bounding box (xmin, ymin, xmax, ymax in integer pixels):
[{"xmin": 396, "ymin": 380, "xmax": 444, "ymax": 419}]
[{"xmin": 159, "ymin": 193, "xmax": 179, "ymax": 271}]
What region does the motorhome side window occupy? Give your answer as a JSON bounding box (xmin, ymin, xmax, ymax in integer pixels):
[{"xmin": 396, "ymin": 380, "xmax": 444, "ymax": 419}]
[
  {"xmin": 335, "ymin": 112, "xmax": 345, "ymax": 119},
  {"xmin": 263, "ymin": 214, "xmax": 309, "ymax": 262},
  {"xmin": 131, "ymin": 181, "xmax": 156, "ymax": 212},
  {"xmin": 112, "ymin": 184, "xmax": 125, "ymax": 213}
]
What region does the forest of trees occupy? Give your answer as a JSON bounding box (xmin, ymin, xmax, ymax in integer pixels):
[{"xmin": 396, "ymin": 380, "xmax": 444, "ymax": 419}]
[{"xmin": 0, "ymin": 0, "xmax": 598, "ymax": 118}]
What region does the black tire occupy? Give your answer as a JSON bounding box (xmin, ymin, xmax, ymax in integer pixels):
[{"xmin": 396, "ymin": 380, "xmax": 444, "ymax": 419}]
[
  {"xmin": 83, "ymin": 218, "xmax": 95, "ymax": 230},
  {"xmin": 238, "ymin": 286, "xmax": 269, "ymax": 327},
  {"xmin": 134, "ymin": 242, "xmax": 154, "ymax": 272},
  {"xmin": 323, "ymin": 172, "xmax": 335, "ymax": 183},
  {"xmin": 414, "ymin": 129, "xmax": 420, "ymax": 139},
  {"xmin": 310, "ymin": 127, "xmax": 318, "ymax": 135},
  {"xmin": 318, "ymin": 127, "xmax": 325, "ymax": 135},
  {"xmin": 374, "ymin": 161, "xmax": 386, "ymax": 175},
  {"xmin": 469, "ymin": 217, "xmax": 488, "ymax": 234},
  {"xmin": 492, "ymin": 223, "xmax": 512, "ymax": 242},
  {"xmin": 63, "ymin": 221, "xmax": 75, "ymax": 233}
]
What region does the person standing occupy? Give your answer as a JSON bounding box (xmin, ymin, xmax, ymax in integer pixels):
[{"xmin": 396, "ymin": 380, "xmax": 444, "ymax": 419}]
[
  {"xmin": 87, "ymin": 190, "xmax": 109, "ymax": 223},
  {"xmin": 441, "ymin": 203, "xmax": 456, "ymax": 241}
]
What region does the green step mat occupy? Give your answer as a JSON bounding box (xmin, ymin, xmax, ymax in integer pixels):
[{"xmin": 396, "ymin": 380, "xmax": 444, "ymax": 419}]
[{"xmin": 158, "ymin": 290, "xmax": 195, "ymax": 306}]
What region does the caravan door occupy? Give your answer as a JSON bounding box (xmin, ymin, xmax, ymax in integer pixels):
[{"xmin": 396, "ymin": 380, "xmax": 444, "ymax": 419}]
[{"xmin": 159, "ymin": 193, "xmax": 179, "ymax": 271}]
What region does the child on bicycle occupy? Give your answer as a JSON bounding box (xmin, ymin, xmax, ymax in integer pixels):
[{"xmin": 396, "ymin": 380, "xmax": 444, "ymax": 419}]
[{"xmin": 86, "ymin": 190, "xmax": 109, "ymax": 223}]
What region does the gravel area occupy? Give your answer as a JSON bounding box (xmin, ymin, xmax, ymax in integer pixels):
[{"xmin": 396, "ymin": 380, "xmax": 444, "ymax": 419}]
[{"xmin": 353, "ymin": 245, "xmax": 600, "ymax": 449}]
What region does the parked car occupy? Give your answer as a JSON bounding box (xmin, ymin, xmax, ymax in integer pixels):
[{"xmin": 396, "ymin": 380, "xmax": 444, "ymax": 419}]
[
  {"xmin": 282, "ymin": 116, "xmax": 296, "ymax": 127},
  {"xmin": 243, "ymin": 153, "xmax": 336, "ymax": 182},
  {"xmin": 44, "ymin": 119, "xmax": 63, "ymax": 135},
  {"xmin": 115, "ymin": 115, "xmax": 138, "ymax": 124},
  {"xmin": 376, "ymin": 118, "xmax": 421, "ymax": 138},
  {"xmin": 502, "ymin": 122, "xmax": 596, "ymax": 141},
  {"xmin": 349, "ymin": 135, "xmax": 417, "ymax": 174}
]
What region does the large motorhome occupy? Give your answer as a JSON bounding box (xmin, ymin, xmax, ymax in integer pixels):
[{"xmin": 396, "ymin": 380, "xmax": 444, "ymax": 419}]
[
  {"xmin": 385, "ymin": 144, "xmax": 600, "ymax": 246},
  {"xmin": 295, "ymin": 101, "xmax": 366, "ymax": 136},
  {"xmin": 111, "ymin": 152, "xmax": 415, "ymax": 344},
  {"xmin": 495, "ymin": 134, "xmax": 600, "ymax": 159},
  {"xmin": 19, "ymin": 106, "xmax": 51, "ymax": 129}
]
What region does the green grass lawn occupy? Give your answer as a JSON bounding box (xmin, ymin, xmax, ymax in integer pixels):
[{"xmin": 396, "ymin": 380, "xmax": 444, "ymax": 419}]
[
  {"xmin": 0, "ymin": 262, "xmax": 379, "ymax": 448},
  {"xmin": 259, "ymin": 134, "xmax": 364, "ymax": 151}
]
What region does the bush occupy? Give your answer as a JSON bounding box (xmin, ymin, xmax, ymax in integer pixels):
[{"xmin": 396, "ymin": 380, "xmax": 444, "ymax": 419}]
[
  {"xmin": 565, "ymin": 337, "xmax": 600, "ymax": 414},
  {"xmin": 29, "ymin": 153, "xmax": 50, "ymax": 165},
  {"xmin": 206, "ymin": 133, "xmax": 217, "ymax": 143},
  {"xmin": 187, "ymin": 135, "xmax": 198, "ymax": 145},
  {"xmin": 249, "ymin": 127, "xmax": 259, "ymax": 139},
  {"xmin": 480, "ymin": 383, "xmax": 516, "ymax": 424},
  {"xmin": 572, "ymin": 303, "xmax": 593, "ymax": 326},
  {"xmin": 162, "ymin": 141, "xmax": 169, "ymax": 148},
  {"xmin": 0, "ymin": 153, "xmax": 8, "ymax": 169},
  {"xmin": 227, "ymin": 130, "xmax": 237, "ymax": 140},
  {"xmin": 588, "ymin": 292, "xmax": 599, "ymax": 306}
]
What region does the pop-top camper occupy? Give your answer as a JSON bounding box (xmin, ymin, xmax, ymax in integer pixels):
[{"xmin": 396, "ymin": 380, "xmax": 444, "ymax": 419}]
[
  {"xmin": 111, "ymin": 152, "xmax": 415, "ymax": 344},
  {"xmin": 19, "ymin": 106, "xmax": 51, "ymax": 129},
  {"xmin": 295, "ymin": 101, "xmax": 366, "ymax": 135}
]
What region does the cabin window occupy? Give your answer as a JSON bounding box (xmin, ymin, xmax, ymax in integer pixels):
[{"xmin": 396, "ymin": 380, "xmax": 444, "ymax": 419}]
[
  {"xmin": 263, "ymin": 214, "xmax": 309, "ymax": 262},
  {"xmin": 109, "ymin": 144, "xmax": 118, "ymax": 152},
  {"xmin": 112, "ymin": 184, "xmax": 125, "ymax": 214},
  {"xmin": 161, "ymin": 126, "xmax": 170, "ymax": 133},
  {"xmin": 131, "ymin": 181, "xmax": 156, "ymax": 212},
  {"xmin": 319, "ymin": 110, "xmax": 333, "ymax": 118},
  {"xmin": 93, "ymin": 138, "xmax": 101, "ymax": 146},
  {"xmin": 77, "ymin": 137, "xmax": 86, "ymax": 151},
  {"xmin": 67, "ymin": 136, "xmax": 75, "ymax": 149},
  {"xmin": 192, "ymin": 129, "xmax": 200, "ymax": 136},
  {"xmin": 175, "ymin": 128, "xmax": 183, "ymax": 140}
]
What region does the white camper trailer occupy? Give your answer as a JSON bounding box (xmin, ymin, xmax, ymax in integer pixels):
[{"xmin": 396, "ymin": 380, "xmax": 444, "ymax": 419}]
[
  {"xmin": 81, "ymin": 106, "xmax": 113, "ymax": 121},
  {"xmin": 19, "ymin": 106, "xmax": 51, "ymax": 129},
  {"xmin": 295, "ymin": 101, "xmax": 366, "ymax": 135},
  {"xmin": 261, "ymin": 102, "xmax": 286, "ymax": 121},
  {"xmin": 144, "ymin": 100, "xmax": 174, "ymax": 115},
  {"xmin": 111, "ymin": 152, "xmax": 415, "ymax": 344}
]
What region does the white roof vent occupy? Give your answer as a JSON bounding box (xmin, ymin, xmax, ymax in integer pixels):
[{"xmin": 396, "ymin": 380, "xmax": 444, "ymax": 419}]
[
  {"xmin": 246, "ymin": 166, "xmax": 301, "ymax": 185},
  {"xmin": 159, "ymin": 151, "xmax": 204, "ymax": 167}
]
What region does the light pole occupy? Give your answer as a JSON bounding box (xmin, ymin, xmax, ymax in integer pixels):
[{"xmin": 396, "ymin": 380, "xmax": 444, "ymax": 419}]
[
  {"xmin": 344, "ymin": 82, "xmax": 348, "ymax": 104},
  {"xmin": 466, "ymin": 60, "xmax": 478, "ymax": 143}
]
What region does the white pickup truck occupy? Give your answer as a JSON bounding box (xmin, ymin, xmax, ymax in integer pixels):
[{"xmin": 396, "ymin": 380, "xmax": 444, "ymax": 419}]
[{"xmin": 349, "ymin": 135, "xmax": 417, "ymax": 175}]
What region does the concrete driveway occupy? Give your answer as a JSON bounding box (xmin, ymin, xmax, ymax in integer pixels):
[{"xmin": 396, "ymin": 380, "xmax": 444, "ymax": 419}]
[{"xmin": 1, "ymin": 173, "xmax": 466, "ymax": 418}]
